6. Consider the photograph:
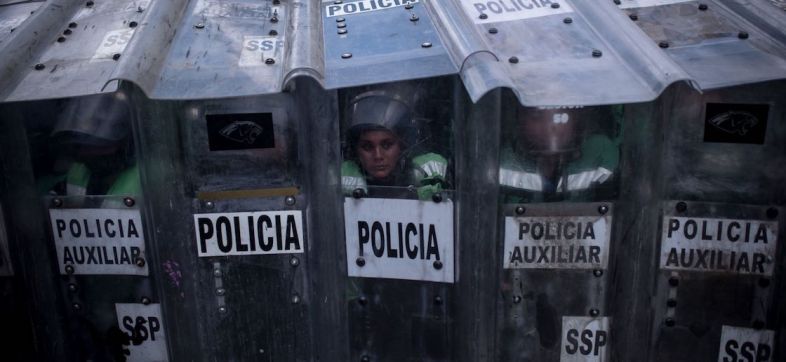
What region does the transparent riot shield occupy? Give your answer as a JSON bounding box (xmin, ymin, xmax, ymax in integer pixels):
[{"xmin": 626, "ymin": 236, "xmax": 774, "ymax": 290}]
[
  {"xmin": 133, "ymin": 89, "xmax": 316, "ymax": 360},
  {"xmin": 340, "ymin": 78, "xmax": 457, "ymax": 361},
  {"xmin": 613, "ymin": 81, "xmax": 786, "ymax": 361},
  {"xmin": 497, "ymin": 99, "xmax": 624, "ymax": 361},
  {"xmin": 0, "ymin": 90, "xmax": 164, "ymax": 361}
]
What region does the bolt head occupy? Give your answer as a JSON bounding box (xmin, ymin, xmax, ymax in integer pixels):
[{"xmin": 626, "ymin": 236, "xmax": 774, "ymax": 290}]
[
  {"xmin": 195, "ymin": 23, "xmax": 205, "ymax": 29},
  {"xmin": 265, "ymin": 58, "xmax": 275, "ymax": 65},
  {"xmin": 112, "ymin": 53, "xmax": 121, "ymax": 61},
  {"xmin": 589, "ymin": 308, "xmax": 600, "ymax": 317},
  {"xmin": 337, "ymin": 22, "xmax": 346, "ymax": 29},
  {"xmin": 285, "ymin": 196, "xmax": 296, "ymax": 206},
  {"xmin": 65, "ymin": 265, "xmax": 75, "ymax": 274},
  {"xmin": 57, "ymin": 36, "xmax": 66, "ymax": 43},
  {"xmin": 479, "ymin": 14, "xmax": 488, "ymax": 20},
  {"xmin": 551, "ymin": 3, "xmax": 560, "ymax": 9},
  {"xmin": 356, "ymin": 257, "xmax": 365, "ymax": 267},
  {"xmin": 269, "ymin": 30, "xmax": 278, "ymax": 36},
  {"xmin": 593, "ymin": 269, "xmax": 603, "ymax": 277},
  {"xmin": 598, "ymin": 205, "xmax": 609, "ymax": 215},
  {"xmin": 64, "ymin": 29, "xmax": 73, "ymax": 35},
  {"xmin": 86, "ymin": 1, "xmax": 94, "ymax": 7},
  {"xmin": 410, "ymin": 14, "xmax": 419, "ymax": 22},
  {"xmin": 433, "ymin": 260, "xmax": 443, "ymax": 270},
  {"xmin": 659, "ymin": 41, "xmax": 669, "ymax": 49},
  {"xmin": 509, "ymin": 56, "xmax": 519, "ymax": 64},
  {"xmin": 69, "ymin": 22, "xmax": 77, "ymax": 29},
  {"xmin": 141, "ymin": 297, "xmax": 151, "ymax": 305},
  {"xmin": 205, "ymin": 201, "xmax": 215, "ymax": 209},
  {"xmin": 629, "ymin": 14, "xmax": 638, "ymax": 21},
  {"xmin": 358, "ymin": 296, "xmax": 368, "ymax": 306},
  {"xmin": 737, "ymin": 31, "xmax": 748, "ymax": 40},
  {"xmin": 668, "ymin": 277, "xmax": 679, "ymax": 287},
  {"xmin": 291, "ymin": 294, "xmax": 301, "ymax": 304},
  {"xmin": 271, "ymin": 17, "xmax": 278, "ymax": 23},
  {"xmin": 421, "ymin": 42, "xmax": 432, "ymax": 48},
  {"xmin": 338, "ymin": 29, "xmax": 347, "ymax": 35},
  {"xmin": 698, "ymin": 3, "xmax": 708, "ymax": 10},
  {"xmin": 563, "ymin": 17, "xmax": 573, "ymax": 24},
  {"xmin": 34, "ymin": 63, "xmax": 45, "ymax": 71},
  {"xmin": 67, "ymin": 283, "xmax": 78, "ymax": 292},
  {"xmin": 216, "ymin": 288, "xmax": 226, "ymax": 296},
  {"xmin": 432, "ymin": 192, "xmax": 442, "ymax": 203},
  {"xmin": 73, "ymin": 303, "xmax": 82, "ymax": 310},
  {"xmin": 488, "ymin": 27, "xmax": 498, "ymax": 34},
  {"xmin": 135, "ymin": 258, "xmax": 146, "ymax": 268},
  {"xmin": 341, "ymin": 53, "xmax": 353, "ymax": 59},
  {"xmin": 129, "ymin": 21, "xmax": 138, "ymax": 28},
  {"xmin": 52, "ymin": 198, "xmax": 63, "ymax": 207},
  {"xmin": 433, "ymin": 296, "xmax": 443, "ymax": 305},
  {"xmin": 213, "ymin": 269, "xmax": 223, "ymax": 277},
  {"xmin": 123, "ymin": 197, "xmax": 135, "ymax": 207},
  {"xmin": 512, "ymin": 295, "xmax": 522, "ymax": 304},
  {"xmin": 676, "ymin": 202, "xmax": 687, "ymax": 213},
  {"xmin": 515, "ymin": 206, "xmax": 525, "ymax": 215},
  {"xmin": 592, "ymin": 49, "xmax": 603, "ymax": 57},
  {"xmin": 336, "ymin": 17, "xmax": 345, "ymax": 22},
  {"xmin": 352, "ymin": 188, "xmax": 364, "ymax": 198},
  {"xmin": 218, "ymin": 306, "xmax": 227, "ymax": 313},
  {"xmin": 405, "ymin": 4, "xmax": 414, "ymax": 9},
  {"xmin": 290, "ymin": 256, "xmax": 300, "ymax": 267}
]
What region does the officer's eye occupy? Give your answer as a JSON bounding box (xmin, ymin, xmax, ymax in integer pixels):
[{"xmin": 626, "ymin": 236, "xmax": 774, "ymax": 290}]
[
  {"xmin": 359, "ymin": 142, "xmax": 374, "ymax": 152},
  {"xmin": 381, "ymin": 140, "xmax": 395, "ymax": 150}
]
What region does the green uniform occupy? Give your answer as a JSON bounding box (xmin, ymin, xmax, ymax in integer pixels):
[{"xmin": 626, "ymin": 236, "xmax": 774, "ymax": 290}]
[{"xmin": 342, "ymin": 152, "xmax": 448, "ymax": 200}]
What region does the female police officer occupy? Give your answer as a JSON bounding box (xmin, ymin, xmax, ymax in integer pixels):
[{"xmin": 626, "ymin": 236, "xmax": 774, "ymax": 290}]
[{"xmin": 341, "ymin": 84, "xmax": 448, "ymax": 200}]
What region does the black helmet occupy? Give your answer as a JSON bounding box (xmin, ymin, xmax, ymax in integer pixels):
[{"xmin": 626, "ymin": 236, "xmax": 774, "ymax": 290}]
[{"xmin": 346, "ymin": 85, "xmax": 420, "ymax": 156}]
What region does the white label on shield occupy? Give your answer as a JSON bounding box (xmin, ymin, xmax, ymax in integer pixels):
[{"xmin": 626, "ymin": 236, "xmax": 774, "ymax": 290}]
[
  {"xmin": 239, "ymin": 36, "xmax": 285, "ymax": 67},
  {"xmin": 116, "ymin": 303, "xmax": 168, "ymax": 362},
  {"xmin": 194, "ymin": 211, "xmax": 304, "ymax": 257},
  {"xmin": 560, "ymin": 316, "xmax": 610, "ymax": 362},
  {"xmin": 504, "ymin": 215, "xmax": 611, "ymax": 269},
  {"xmin": 460, "ymin": 0, "xmax": 573, "ymax": 24},
  {"xmin": 324, "ymin": 0, "xmax": 420, "ymax": 18},
  {"xmin": 92, "ymin": 28, "xmax": 136, "ymax": 61},
  {"xmin": 717, "ymin": 326, "xmax": 774, "ymax": 362},
  {"xmin": 50, "ymin": 208, "xmax": 147, "ymax": 275},
  {"xmin": 344, "ymin": 198, "xmax": 454, "ymax": 283},
  {"xmin": 659, "ymin": 216, "xmax": 777, "ymax": 276},
  {"xmin": 616, "ymin": 0, "xmax": 692, "ymax": 9}
]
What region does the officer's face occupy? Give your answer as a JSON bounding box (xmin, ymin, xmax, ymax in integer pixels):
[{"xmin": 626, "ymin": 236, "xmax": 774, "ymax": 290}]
[{"xmin": 356, "ymin": 130, "xmax": 402, "ymax": 180}]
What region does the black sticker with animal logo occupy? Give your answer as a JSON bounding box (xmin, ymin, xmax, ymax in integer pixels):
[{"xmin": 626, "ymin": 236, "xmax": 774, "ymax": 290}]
[
  {"xmin": 206, "ymin": 113, "xmax": 275, "ymax": 151},
  {"xmin": 703, "ymin": 103, "xmax": 769, "ymax": 144}
]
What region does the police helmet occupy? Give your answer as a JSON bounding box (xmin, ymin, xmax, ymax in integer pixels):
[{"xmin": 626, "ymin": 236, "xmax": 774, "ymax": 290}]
[
  {"xmin": 52, "ymin": 92, "xmax": 131, "ymax": 147},
  {"xmin": 517, "ymin": 106, "xmax": 589, "ymax": 155},
  {"xmin": 346, "ymin": 87, "xmax": 419, "ymax": 155}
]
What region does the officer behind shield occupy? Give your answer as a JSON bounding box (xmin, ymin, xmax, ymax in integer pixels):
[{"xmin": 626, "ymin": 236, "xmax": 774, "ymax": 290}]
[
  {"xmin": 39, "ymin": 93, "xmax": 139, "ymax": 206},
  {"xmin": 499, "ymin": 106, "xmax": 620, "ymax": 202},
  {"xmin": 341, "ymin": 86, "xmax": 448, "ymax": 200}
]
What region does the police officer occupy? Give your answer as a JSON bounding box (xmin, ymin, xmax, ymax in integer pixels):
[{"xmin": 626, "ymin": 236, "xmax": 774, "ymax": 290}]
[
  {"xmin": 499, "ymin": 106, "xmax": 620, "ymax": 202},
  {"xmin": 341, "ymin": 85, "xmax": 448, "ymax": 200},
  {"xmin": 38, "ymin": 93, "xmax": 139, "ymax": 206}
]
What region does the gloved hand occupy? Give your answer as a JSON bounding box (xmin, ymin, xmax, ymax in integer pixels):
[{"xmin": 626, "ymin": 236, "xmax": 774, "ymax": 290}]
[
  {"xmin": 417, "ymin": 183, "xmax": 443, "ymax": 201},
  {"xmin": 411, "ymin": 153, "xmax": 448, "ymax": 186},
  {"xmin": 341, "ymin": 161, "xmax": 367, "ymax": 196}
]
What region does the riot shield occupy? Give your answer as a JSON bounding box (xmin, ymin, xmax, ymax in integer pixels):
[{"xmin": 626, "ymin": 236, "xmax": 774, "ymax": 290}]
[
  {"xmin": 496, "ymin": 100, "xmax": 623, "ymax": 361},
  {"xmin": 339, "ymin": 78, "xmax": 458, "ymax": 361}
]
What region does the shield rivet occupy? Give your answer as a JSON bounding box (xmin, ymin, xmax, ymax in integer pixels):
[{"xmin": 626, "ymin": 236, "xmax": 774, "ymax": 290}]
[
  {"xmin": 356, "ymin": 257, "xmax": 365, "ymax": 267},
  {"xmin": 65, "ymin": 265, "xmax": 75, "ymax": 274},
  {"xmin": 135, "ymin": 258, "xmax": 146, "ymax": 268},
  {"xmin": 515, "ymin": 206, "xmax": 525, "ymax": 215},
  {"xmin": 123, "ymin": 197, "xmax": 135, "ymax": 207},
  {"xmin": 676, "ymin": 202, "xmax": 687, "ymax": 213},
  {"xmin": 433, "ymin": 260, "xmax": 443, "ymax": 270},
  {"xmin": 290, "ymin": 256, "xmax": 300, "ymax": 267},
  {"xmin": 285, "ymin": 196, "xmax": 296, "ymax": 206},
  {"xmin": 141, "ymin": 297, "xmax": 151, "ymax": 305}
]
